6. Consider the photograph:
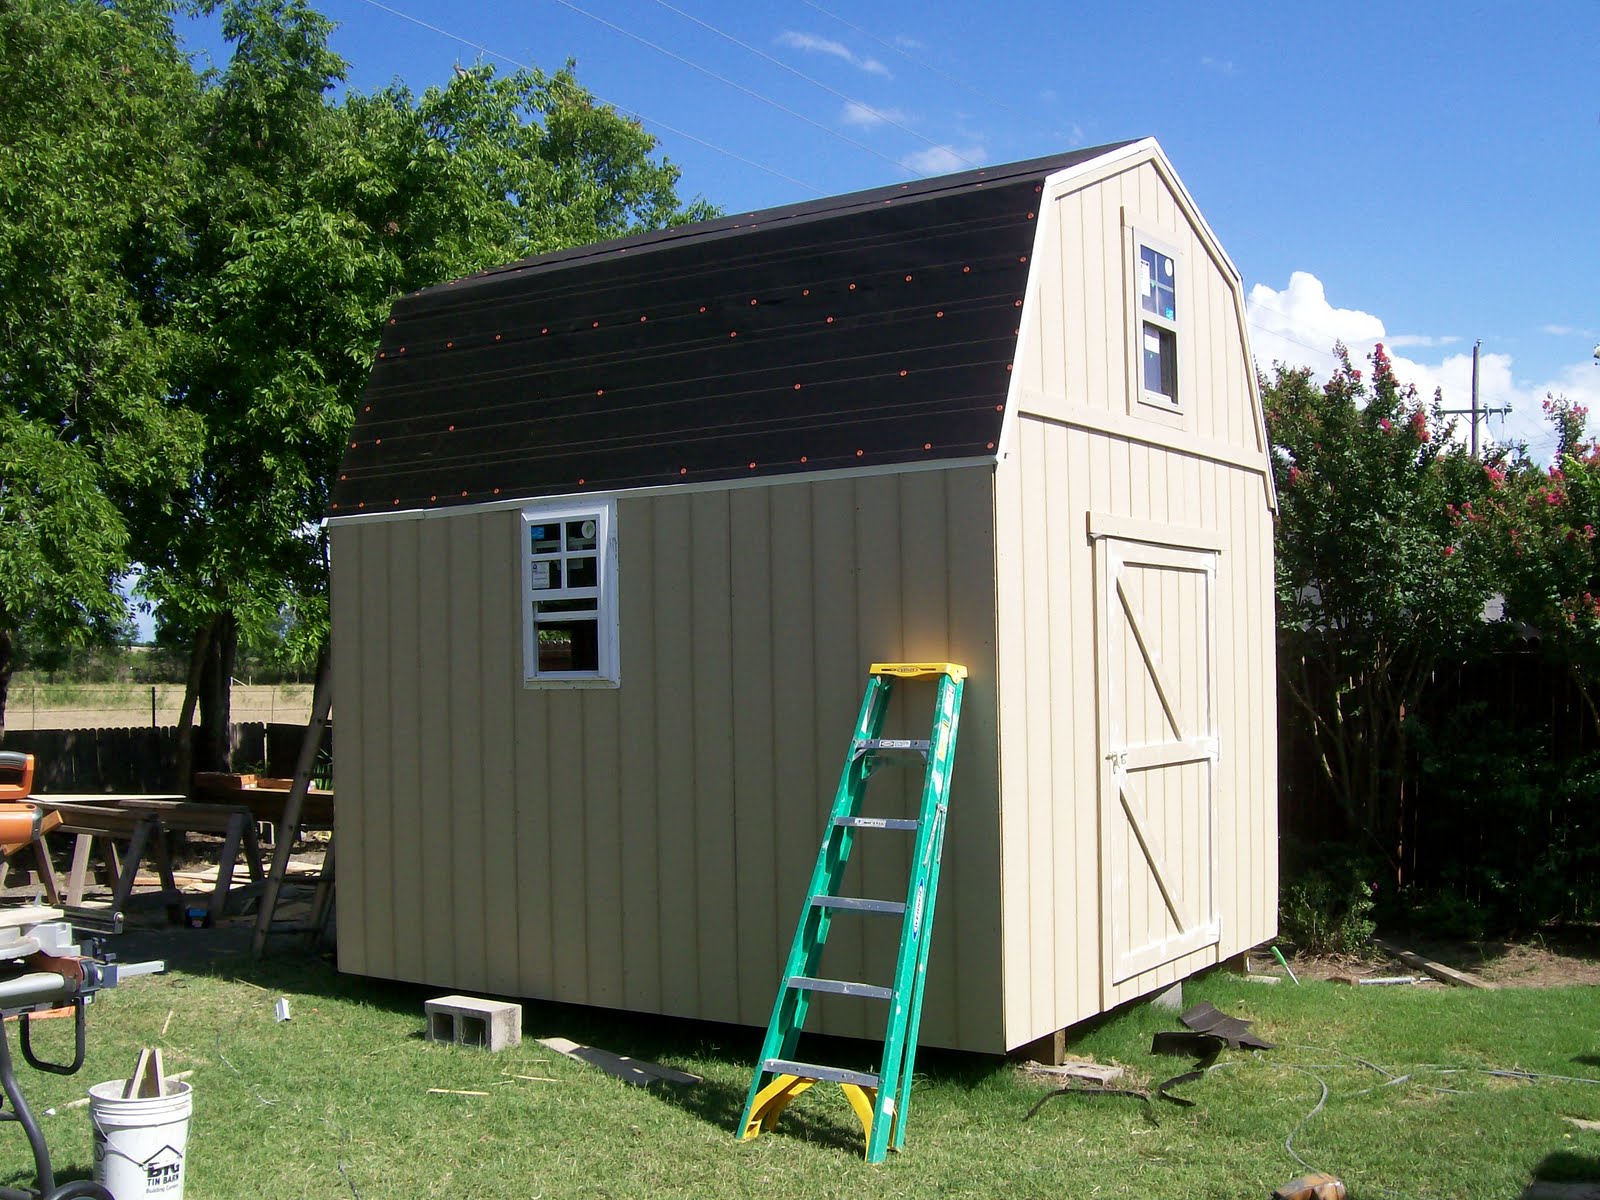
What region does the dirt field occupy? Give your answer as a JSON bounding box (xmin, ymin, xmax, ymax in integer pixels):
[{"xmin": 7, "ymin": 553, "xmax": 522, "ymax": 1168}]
[
  {"xmin": 1287, "ymin": 927, "xmax": 1600, "ymax": 988},
  {"xmin": 4, "ymin": 682, "xmax": 315, "ymax": 730}
]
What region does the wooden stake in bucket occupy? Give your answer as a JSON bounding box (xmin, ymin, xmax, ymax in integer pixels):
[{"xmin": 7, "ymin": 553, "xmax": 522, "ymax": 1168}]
[{"xmin": 90, "ymin": 1049, "xmax": 193, "ymax": 1199}]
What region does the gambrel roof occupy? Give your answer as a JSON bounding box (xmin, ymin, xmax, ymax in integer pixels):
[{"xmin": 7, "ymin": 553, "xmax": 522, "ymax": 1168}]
[{"xmin": 330, "ymin": 142, "xmax": 1134, "ymax": 516}]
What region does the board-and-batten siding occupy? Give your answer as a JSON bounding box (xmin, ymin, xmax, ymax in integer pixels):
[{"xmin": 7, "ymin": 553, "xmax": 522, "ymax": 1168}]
[
  {"xmin": 991, "ymin": 154, "xmax": 1276, "ymax": 1047},
  {"xmin": 331, "ymin": 465, "xmax": 1006, "ymax": 1051}
]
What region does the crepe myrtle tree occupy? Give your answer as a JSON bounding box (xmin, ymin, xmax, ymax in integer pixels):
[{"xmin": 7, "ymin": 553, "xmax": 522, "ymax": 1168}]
[
  {"xmin": 1497, "ymin": 394, "xmax": 1600, "ymax": 735},
  {"xmin": 1266, "ymin": 342, "xmax": 1508, "ymax": 870}
]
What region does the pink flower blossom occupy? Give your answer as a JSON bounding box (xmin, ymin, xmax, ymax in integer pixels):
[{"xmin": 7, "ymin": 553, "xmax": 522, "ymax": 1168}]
[
  {"xmin": 1443, "ymin": 545, "xmax": 1456, "ymax": 557},
  {"xmin": 1379, "ymin": 418, "xmax": 1393, "ymax": 433}
]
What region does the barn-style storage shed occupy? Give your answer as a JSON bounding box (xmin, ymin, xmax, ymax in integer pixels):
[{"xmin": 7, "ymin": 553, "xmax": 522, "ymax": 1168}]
[{"xmin": 325, "ymin": 138, "xmax": 1277, "ymax": 1054}]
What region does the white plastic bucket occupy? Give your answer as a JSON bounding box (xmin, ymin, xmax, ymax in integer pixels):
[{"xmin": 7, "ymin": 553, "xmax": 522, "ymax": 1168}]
[{"xmin": 88, "ymin": 1079, "xmax": 193, "ymax": 1199}]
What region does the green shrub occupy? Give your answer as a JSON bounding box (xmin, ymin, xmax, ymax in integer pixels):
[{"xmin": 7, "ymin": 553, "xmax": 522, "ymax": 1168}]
[{"xmin": 1278, "ymin": 853, "xmax": 1378, "ymax": 955}]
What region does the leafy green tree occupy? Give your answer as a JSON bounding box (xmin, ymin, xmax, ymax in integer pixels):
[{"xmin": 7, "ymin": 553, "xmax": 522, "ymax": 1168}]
[
  {"xmin": 131, "ymin": 0, "xmax": 714, "ymax": 774},
  {"xmin": 0, "ymin": 0, "xmax": 203, "ymax": 733},
  {"xmin": 1267, "ymin": 343, "xmax": 1506, "ymax": 869}
]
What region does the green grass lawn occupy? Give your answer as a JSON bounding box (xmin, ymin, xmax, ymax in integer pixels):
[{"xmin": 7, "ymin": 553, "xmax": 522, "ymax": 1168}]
[{"xmin": 2, "ymin": 945, "xmax": 1598, "ymax": 1198}]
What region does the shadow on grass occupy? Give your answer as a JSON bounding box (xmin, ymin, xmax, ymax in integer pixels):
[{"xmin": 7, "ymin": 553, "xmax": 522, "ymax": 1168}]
[
  {"xmin": 107, "ymin": 915, "xmax": 1014, "ymax": 1155},
  {"xmin": 0, "ymin": 1162, "xmax": 97, "ymax": 1195},
  {"xmin": 1522, "ymin": 1150, "xmax": 1600, "ymax": 1196}
]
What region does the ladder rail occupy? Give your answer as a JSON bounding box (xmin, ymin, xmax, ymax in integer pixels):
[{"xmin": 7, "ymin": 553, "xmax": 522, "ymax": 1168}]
[
  {"xmin": 738, "ymin": 673, "xmax": 895, "ymax": 1121},
  {"xmin": 737, "ymin": 663, "xmax": 964, "ymax": 1163},
  {"xmin": 866, "ymin": 672, "xmax": 963, "ymax": 1161},
  {"xmin": 888, "ymin": 673, "xmax": 963, "ymax": 1150}
]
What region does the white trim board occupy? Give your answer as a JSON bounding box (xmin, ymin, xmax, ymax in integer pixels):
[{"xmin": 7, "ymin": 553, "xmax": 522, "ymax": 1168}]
[{"xmin": 326, "ymin": 454, "xmax": 999, "ymax": 528}]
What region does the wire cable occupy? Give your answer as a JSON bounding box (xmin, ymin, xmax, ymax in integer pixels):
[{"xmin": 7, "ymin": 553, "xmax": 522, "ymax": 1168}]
[
  {"xmin": 644, "ymin": 0, "xmax": 982, "ymax": 171},
  {"xmin": 797, "ymin": 0, "xmax": 1042, "ymax": 131},
  {"xmin": 348, "ymin": 0, "xmax": 824, "ymax": 194},
  {"xmin": 541, "ymin": 0, "xmax": 913, "ymax": 176}
]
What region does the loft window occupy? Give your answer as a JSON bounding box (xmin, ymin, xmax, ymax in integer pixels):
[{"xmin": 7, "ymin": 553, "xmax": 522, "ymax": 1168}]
[
  {"xmin": 522, "ymin": 500, "xmax": 618, "ymax": 685},
  {"xmin": 1137, "ymin": 242, "xmax": 1179, "ymax": 412}
]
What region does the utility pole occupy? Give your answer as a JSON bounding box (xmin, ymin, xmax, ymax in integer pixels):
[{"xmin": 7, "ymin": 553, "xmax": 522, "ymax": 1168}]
[
  {"xmin": 1470, "ymin": 340, "xmax": 1481, "ymax": 460},
  {"xmin": 1439, "ymin": 338, "xmax": 1509, "ymax": 459}
]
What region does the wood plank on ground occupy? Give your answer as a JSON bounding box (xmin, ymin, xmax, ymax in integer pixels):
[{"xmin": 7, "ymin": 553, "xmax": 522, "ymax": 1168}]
[
  {"xmin": 1370, "ymin": 938, "xmax": 1494, "ymax": 990},
  {"xmin": 536, "ymin": 1037, "xmax": 700, "ymax": 1087}
]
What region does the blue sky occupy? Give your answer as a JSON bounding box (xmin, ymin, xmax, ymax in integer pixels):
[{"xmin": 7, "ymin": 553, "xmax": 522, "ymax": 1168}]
[{"xmin": 183, "ymin": 0, "xmax": 1599, "ymax": 458}]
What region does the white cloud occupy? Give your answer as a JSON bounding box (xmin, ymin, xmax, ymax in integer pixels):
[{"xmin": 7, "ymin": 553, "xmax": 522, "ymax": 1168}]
[
  {"xmin": 893, "ymin": 34, "xmax": 926, "ymax": 51},
  {"xmin": 900, "ymin": 143, "xmax": 987, "ymax": 175},
  {"xmin": 1543, "ymin": 323, "xmax": 1598, "ymax": 338},
  {"xmin": 1247, "ymin": 271, "xmax": 1600, "ymax": 461},
  {"xmin": 1385, "ymin": 334, "xmax": 1460, "ymax": 349},
  {"xmin": 776, "ymin": 31, "xmax": 891, "ymax": 77},
  {"xmin": 840, "ymin": 101, "xmax": 910, "ymax": 128},
  {"xmin": 1201, "ymin": 56, "xmax": 1236, "ymax": 74}
]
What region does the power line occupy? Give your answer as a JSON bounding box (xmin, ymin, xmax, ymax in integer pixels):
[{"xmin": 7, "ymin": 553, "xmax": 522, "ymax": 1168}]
[
  {"xmin": 348, "ymin": 0, "xmax": 824, "ymax": 195},
  {"xmin": 797, "ymin": 0, "xmax": 1042, "ymax": 133},
  {"xmin": 644, "ymin": 0, "xmax": 982, "ymax": 172},
  {"xmin": 542, "ymin": 0, "xmax": 912, "ymax": 177}
]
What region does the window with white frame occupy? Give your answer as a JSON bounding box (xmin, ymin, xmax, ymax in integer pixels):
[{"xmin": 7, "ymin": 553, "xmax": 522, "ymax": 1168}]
[
  {"xmin": 522, "ymin": 501, "xmax": 618, "ymax": 685},
  {"xmin": 1136, "ymin": 241, "xmax": 1180, "ymax": 413}
]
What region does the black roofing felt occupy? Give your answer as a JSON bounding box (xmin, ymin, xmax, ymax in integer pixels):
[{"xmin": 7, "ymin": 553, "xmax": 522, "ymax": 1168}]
[{"xmin": 330, "ymin": 142, "xmax": 1132, "ymax": 516}]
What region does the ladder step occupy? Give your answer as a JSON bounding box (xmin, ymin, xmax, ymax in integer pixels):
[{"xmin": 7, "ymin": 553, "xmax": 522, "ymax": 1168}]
[
  {"xmin": 763, "ymin": 1059, "xmax": 880, "ymax": 1089},
  {"xmin": 834, "ymin": 816, "xmax": 919, "ymax": 831},
  {"xmin": 852, "ymin": 738, "xmax": 930, "ymax": 762},
  {"xmin": 787, "ymin": 976, "xmax": 893, "ymax": 1000},
  {"xmin": 812, "ymin": 895, "xmax": 906, "ymax": 915}
]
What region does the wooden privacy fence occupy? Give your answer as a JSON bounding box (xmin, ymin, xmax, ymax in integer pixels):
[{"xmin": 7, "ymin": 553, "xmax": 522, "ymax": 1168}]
[
  {"xmin": 1279, "ymin": 645, "xmax": 1600, "ymax": 920},
  {"xmin": 0, "ymin": 723, "xmax": 331, "ymax": 794}
]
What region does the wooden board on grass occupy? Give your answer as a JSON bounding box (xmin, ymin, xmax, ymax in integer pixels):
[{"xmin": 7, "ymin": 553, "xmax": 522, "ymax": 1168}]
[{"xmin": 537, "ymin": 1037, "xmax": 700, "ymax": 1087}]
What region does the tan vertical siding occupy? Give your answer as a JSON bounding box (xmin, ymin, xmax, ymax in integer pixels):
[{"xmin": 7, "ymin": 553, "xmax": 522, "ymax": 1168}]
[
  {"xmin": 330, "ymin": 525, "xmax": 368, "ymax": 976},
  {"xmin": 334, "ymin": 465, "xmax": 1004, "ymax": 1050},
  {"xmin": 990, "ymin": 145, "xmax": 1276, "ymax": 1047},
  {"xmin": 650, "ymin": 495, "xmax": 698, "ymax": 1015},
  {"xmin": 618, "ymin": 503, "xmax": 661, "ymax": 1010},
  {"xmin": 730, "ymin": 486, "xmax": 778, "ymax": 1023},
  {"xmin": 993, "ymin": 416, "xmax": 1276, "ymax": 1042},
  {"xmin": 477, "ymin": 513, "xmax": 521, "ymax": 995}
]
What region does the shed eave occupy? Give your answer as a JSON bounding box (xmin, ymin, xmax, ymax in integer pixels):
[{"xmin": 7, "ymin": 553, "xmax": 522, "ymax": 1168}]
[{"xmin": 325, "ymin": 452, "xmax": 1000, "ymax": 527}]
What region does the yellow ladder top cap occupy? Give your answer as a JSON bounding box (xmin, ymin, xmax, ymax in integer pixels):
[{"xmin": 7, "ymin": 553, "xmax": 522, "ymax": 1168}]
[{"xmin": 868, "ymin": 662, "xmax": 967, "ymax": 680}]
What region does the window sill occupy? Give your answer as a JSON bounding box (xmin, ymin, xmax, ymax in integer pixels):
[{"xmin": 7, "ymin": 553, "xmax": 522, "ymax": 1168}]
[{"xmin": 523, "ymin": 676, "xmax": 621, "ymax": 690}]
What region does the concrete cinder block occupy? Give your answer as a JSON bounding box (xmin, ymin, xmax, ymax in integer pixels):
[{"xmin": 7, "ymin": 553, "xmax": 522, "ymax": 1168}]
[{"xmin": 425, "ymin": 995, "xmax": 522, "ymax": 1052}]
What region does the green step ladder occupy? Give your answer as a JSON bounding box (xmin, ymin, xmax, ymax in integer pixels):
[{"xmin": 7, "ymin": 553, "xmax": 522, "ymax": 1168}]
[{"xmin": 736, "ymin": 662, "xmax": 966, "ymax": 1163}]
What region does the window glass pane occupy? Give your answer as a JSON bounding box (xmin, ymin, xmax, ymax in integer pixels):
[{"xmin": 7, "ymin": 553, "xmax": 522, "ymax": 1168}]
[
  {"xmin": 536, "ymin": 620, "xmax": 599, "ymax": 673},
  {"xmin": 529, "ymin": 559, "xmax": 560, "ymax": 591},
  {"xmin": 1139, "ymin": 245, "xmax": 1176, "ymax": 322},
  {"xmin": 525, "ymin": 505, "xmax": 612, "ymax": 681},
  {"xmin": 566, "ymin": 555, "xmax": 597, "ymax": 589},
  {"xmin": 529, "ymin": 524, "xmax": 560, "ymax": 554},
  {"xmin": 566, "ymin": 519, "xmax": 598, "ymax": 552},
  {"xmin": 535, "ymin": 598, "xmax": 598, "ymax": 615},
  {"xmin": 1143, "ymin": 322, "xmax": 1177, "ymax": 403},
  {"xmin": 1139, "ymin": 245, "xmax": 1159, "ymax": 316}
]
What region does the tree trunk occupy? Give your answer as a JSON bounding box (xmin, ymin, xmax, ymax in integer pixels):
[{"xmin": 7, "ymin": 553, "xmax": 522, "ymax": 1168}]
[
  {"xmin": 196, "ymin": 610, "xmax": 238, "ymax": 778},
  {"xmin": 175, "ymin": 615, "xmax": 218, "ymax": 796},
  {"xmin": 0, "ymin": 627, "xmax": 11, "ymax": 740}
]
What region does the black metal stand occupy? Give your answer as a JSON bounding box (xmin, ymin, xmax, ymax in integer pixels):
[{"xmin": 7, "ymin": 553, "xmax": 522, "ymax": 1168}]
[{"xmin": 0, "ymin": 1002, "xmax": 110, "ymax": 1200}]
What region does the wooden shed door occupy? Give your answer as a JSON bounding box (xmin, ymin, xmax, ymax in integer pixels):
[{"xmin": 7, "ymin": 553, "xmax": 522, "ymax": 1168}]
[{"xmin": 1095, "ymin": 535, "xmax": 1220, "ymax": 986}]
